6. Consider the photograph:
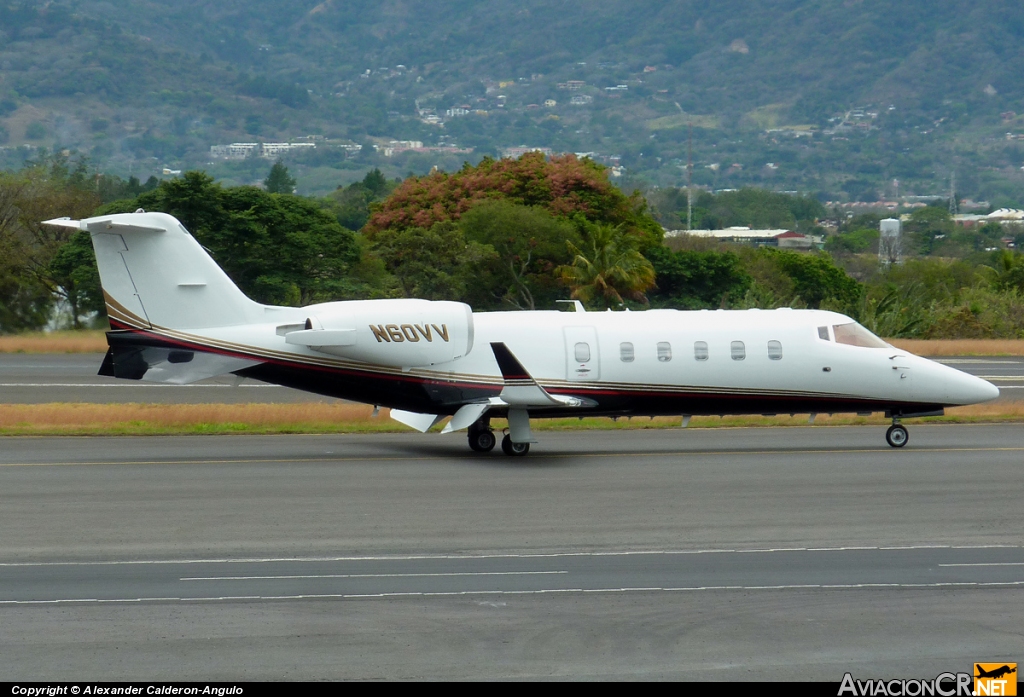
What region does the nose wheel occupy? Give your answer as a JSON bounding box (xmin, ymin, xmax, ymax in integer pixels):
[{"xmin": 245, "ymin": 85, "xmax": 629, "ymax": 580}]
[{"xmin": 886, "ymin": 423, "xmax": 909, "ymax": 448}]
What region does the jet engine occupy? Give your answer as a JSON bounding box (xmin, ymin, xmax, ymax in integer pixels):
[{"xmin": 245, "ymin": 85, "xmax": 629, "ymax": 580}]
[{"xmin": 283, "ymin": 298, "xmax": 474, "ymax": 367}]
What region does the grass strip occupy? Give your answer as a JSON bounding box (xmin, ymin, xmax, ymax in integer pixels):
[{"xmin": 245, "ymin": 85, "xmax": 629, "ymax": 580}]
[
  {"xmin": 1, "ymin": 402, "xmax": 1022, "ymax": 436},
  {"xmin": 0, "ymin": 331, "xmax": 107, "ymax": 353}
]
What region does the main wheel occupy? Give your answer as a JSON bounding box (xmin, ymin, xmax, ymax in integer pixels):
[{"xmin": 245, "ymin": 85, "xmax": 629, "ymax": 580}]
[
  {"xmin": 501, "ymin": 434, "xmax": 530, "ymax": 456},
  {"xmin": 886, "ymin": 424, "xmax": 909, "ymax": 448},
  {"xmin": 468, "ymin": 428, "xmax": 496, "ymax": 452}
]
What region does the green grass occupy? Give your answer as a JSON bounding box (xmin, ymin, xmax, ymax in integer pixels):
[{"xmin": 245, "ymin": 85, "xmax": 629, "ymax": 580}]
[{"xmin": 2, "ymin": 411, "xmax": 1021, "ymax": 437}]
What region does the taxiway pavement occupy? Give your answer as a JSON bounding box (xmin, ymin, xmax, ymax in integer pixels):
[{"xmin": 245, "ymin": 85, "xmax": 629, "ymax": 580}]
[{"xmin": 1, "ymin": 426, "xmax": 1022, "ymax": 680}]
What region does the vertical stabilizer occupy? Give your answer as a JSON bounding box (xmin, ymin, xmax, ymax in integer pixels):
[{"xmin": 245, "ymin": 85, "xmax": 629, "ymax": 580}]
[{"xmin": 45, "ymin": 212, "xmax": 263, "ymax": 330}]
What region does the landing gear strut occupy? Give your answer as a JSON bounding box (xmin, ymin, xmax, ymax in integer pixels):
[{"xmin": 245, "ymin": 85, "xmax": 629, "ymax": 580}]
[
  {"xmin": 467, "ymin": 420, "xmax": 496, "ymax": 452},
  {"xmin": 886, "ymin": 421, "xmax": 909, "ymax": 448}
]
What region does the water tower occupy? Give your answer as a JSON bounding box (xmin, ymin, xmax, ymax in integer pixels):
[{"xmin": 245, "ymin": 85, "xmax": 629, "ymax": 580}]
[{"xmin": 879, "ymin": 218, "xmax": 902, "ymax": 267}]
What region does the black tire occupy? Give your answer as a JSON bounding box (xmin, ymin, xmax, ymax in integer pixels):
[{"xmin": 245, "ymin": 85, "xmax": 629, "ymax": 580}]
[
  {"xmin": 886, "ymin": 424, "xmax": 909, "ymax": 448},
  {"xmin": 501, "ymin": 434, "xmax": 530, "ymax": 456},
  {"xmin": 468, "ymin": 429, "xmax": 496, "ymax": 452}
]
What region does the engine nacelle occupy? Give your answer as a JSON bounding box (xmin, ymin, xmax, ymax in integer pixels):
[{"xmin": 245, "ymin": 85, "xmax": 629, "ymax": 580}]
[{"xmin": 283, "ymin": 298, "xmax": 474, "ymax": 367}]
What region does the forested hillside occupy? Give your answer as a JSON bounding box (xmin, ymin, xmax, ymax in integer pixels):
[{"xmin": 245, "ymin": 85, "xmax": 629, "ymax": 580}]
[{"xmin": 3, "ymin": 1, "xmax": 1024, "ymax": 201}]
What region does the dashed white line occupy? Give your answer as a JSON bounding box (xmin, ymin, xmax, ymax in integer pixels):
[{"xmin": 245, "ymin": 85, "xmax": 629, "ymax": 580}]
[
  {"xmin": 181, "ymin": 571, "xmax": 568, "ymax": 581},
  {"xmin": 2, "ymin": 544, "xmax": 1020, "ymax": 567},
  {"xmin": 4, "ymin": 581, "xmax": 1024, "ymax": 605}
]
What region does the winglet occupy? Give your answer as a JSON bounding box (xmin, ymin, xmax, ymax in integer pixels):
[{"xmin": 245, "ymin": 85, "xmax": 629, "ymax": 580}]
[
  {"xmin": 489, "ymin": 343, "xmax": 589, "ymax": 408},
  {"xmin": 490, "ymin": 342, "xmax": 532, "ymax": 381}
]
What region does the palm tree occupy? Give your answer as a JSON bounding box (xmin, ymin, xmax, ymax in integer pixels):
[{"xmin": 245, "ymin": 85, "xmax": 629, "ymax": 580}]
[{"xmin": 559, "ymin": 223, "xmax": 655, "ymax": 308}]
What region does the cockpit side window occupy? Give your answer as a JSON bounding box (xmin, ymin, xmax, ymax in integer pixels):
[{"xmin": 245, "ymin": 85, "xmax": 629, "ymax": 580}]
[
  {"xmin": 817, "ymin": 326, "xmax": 830, "ymax": 341},
  {"xmin": 832, "ymin": 322, "xmax": 890, "ymax": 348}
]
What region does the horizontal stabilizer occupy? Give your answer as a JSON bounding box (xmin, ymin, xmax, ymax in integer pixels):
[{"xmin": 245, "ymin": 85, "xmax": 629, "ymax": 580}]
[
  {"xmin": 42, "ymin": 217, "xmax": 83, "ymax": 230},
  {"xmin": 490, "ymin": 342, "xmax": 589, "ymax": 408},
  {"xmin": 389, "ymin": 409, "xmax": 444, "ymax": 433}
]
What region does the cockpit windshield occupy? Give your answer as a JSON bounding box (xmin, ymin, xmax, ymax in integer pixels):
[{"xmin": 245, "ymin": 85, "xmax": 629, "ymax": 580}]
[{"xmin": 832, "ymin": 322, "xmax": 890, "ymax": 348}]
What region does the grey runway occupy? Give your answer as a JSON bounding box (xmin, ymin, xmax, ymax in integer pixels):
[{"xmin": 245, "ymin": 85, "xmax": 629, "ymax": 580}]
[
  {"xmin": 0, "ymin": 353, "xmax": 334, "ymax": 403},
  {"xmin": 3, "ymin": 546, "xmax": 1024, "ymax": 605},
  {"xmin": 1, "ymin": 353, "xmax": 1022, "ymax": 403},
  {"xmin": 1, "ymin": 426, "xmax": 1023, "ymax": 679}
]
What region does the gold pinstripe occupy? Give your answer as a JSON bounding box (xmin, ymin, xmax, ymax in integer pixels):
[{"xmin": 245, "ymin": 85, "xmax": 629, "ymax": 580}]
[{"xmin": 103, "ymin": 296, "xmax": 870, "ymax": 402}]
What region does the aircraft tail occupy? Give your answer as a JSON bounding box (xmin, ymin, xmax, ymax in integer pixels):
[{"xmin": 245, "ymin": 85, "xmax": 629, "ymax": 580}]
[{"xmin": 45, "ymin": 212, "xmax": 263, "ymax": 330}]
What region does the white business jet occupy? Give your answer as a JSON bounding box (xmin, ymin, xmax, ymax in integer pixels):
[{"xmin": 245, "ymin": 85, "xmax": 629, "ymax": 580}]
[{"xmin": 44, "ymin": 212, "xmax": 998, "ymax": 455}]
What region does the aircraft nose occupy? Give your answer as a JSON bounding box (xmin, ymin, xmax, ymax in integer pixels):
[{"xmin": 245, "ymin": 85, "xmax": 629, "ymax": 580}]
[{"xmin": 952, "ymin": 371, "xmax": 1000, "ymax": 405}]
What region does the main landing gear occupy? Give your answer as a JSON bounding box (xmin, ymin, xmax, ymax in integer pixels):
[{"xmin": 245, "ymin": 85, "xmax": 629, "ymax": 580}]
[
  {"xmin": 467, "ymin": 418, "xmax": 530, "ymax": 456},
  {"xmin": 886, "ymin": 421, "xmax": 909, "ymax": 448},
  {"xmin": 467, "ymin": 422, "xmax": 497, "ymax": 452},
  {"xmin": 501, "ymin": 434, "xmax": 530, "ymax": 457}
]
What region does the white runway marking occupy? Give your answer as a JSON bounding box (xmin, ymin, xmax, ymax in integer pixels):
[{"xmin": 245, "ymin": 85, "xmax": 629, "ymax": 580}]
[
  {"xmin": 1, "ymin": 544, "xmax": 1019, "ymax": 567},
  {"xmin": 4, "ymin": 581, "xmax": 1024, "ymax": 605},
  {"xmin": 938, "ymin": 562, "xmax": 1024, "ymax": 567},
  {"xmin": 181, "ymin": 571, "xmax": 568, "ymax": 581}
]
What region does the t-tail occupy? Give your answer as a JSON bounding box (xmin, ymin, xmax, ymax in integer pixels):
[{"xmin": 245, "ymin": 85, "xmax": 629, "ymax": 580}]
[{"xmin": 44, "ymin": 212, "xmax": 264, "ymax": 331}]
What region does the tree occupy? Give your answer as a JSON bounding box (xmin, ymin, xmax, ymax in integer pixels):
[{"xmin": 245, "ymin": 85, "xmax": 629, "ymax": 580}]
[
  {"xmin": 263, "ymin": 161, "xmax": 297, "ymax": 194},
  {"xmin": 760, "ymin": 249, "xmax": 862, "ymax": 311},
  {"xmin": 458, "ymin": 200, "xmax": 580, "ymax": 310},
  {"xmin": 361, "ymin": 168, "xmax": 389, "ymax": 197},
  {"xmin": 365, "ymin": 153, "xmax": 663, "ymax": 251},
  {"xmin": 824, "ymin": 227, "xmax": 879, "ymax": 256},
  {"xmin": 369, "ymin": 222, "xmax": 499, "ymax": 303},
  {"xmin": 98, "ymin": 172, "xmax": 365, "ymax": 305},
  {"xmin": 905, "ymin": 205, "xmax": 954, "ymax": 255},
  {"xmin": 0, "ymin": 154, "xmax": 102, "ymax": 329},
  {"xmin": 47, "ymin": 230, "xmax": 105, "ymax": 327},
  {"xmin": 645, "ymin": 246, "xmax": 750, "ymax": 308},
  {"xmin": 319, "ymin": 169, "xmax": 396, "ymax": 231},
  {"xmin": 560, "ymin": 222, "xmax": 656, "ymax": 308}
]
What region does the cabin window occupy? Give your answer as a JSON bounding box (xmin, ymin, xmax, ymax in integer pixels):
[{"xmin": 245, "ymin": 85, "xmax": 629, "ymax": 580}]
[
  {"xmin": 767, "ymin": 340, "xmax": 783, "ymax": 360},
  {"xmin": 657, "ymin": 342, "xmax": 672, "ymax": 362},
  {"xmin": 620, "ymin": 342, "xmax": 634, "ymax": 362},
  {"xmin": 694, "ymin": 341, "xmax": 709, "ymax": 361},
  {"xmin": 731, "ymin": 341, "xmax": 746, "ymax": 361},
  {"xmin": 833, "ymin": 322, "xmax": 889, "ymax": 349},
  {"xmin": 574, "ymin": 342, "xmax": 591, "ymax": 363},
  {"xmin": 817, "ymin": 326, "xmax": 830, "ymax": 341}
]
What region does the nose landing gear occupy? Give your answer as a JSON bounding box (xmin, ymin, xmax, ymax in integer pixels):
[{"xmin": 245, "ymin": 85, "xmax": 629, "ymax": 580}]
[{"xmin": 885, "ymin": 421, "xmax": 909, "ymax": 448}]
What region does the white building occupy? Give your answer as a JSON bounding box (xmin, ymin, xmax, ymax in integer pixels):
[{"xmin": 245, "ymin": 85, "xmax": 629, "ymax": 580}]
[
  {"xmin": 210, "ymin": 142, "xmax": 316, "ymax": 160},
  {"xmin": 503, "ymin": 146, "xmax": 553, "ymax": 159},
  {"xmin": 666, "ymin": 227, "xmax": 822, "ymax": 248}
]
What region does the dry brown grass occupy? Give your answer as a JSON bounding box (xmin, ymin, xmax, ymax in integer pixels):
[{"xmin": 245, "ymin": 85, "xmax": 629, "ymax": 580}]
[
  {"xmin": 1, "ymin": 401, "xmax": 1022, "ymax": 436},
  {"xmin": 0, "ymin": 402, "xmax": 388, "ymax": 434},
  {"xmin": 0, "ymin": 331, "xmax": 108, "ymax": 353},
  {"xmin": 887, "ymin": 339, "xmax": 1024, "ymax": 356}
]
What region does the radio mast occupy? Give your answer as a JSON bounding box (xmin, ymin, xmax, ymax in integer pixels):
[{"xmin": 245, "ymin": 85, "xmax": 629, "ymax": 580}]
[{"xmin": 687, "ymin": 122, "xmax": 693, "ymax": 231}]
